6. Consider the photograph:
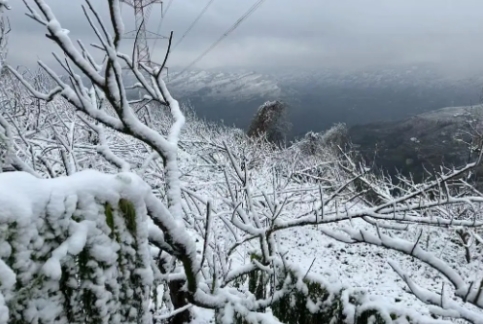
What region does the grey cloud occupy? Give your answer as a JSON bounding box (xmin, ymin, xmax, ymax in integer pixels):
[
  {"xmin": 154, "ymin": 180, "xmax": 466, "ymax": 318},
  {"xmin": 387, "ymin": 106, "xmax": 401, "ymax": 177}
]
[{"xmin": 7, "ymin": 0, "xmax": 483, "ymax": 74}]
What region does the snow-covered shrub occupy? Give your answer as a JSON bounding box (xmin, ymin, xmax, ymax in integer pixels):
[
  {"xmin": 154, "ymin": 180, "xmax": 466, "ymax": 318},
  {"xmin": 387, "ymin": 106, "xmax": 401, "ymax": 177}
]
[
  {"xmin": 298, "ymin": 131, "xmax": 322, "ymax": 156},
  {"xmin": 227, "ymin": 260, "xmax": 422, "ymax": 324},
  {"xmin": 247, "ymin": 100, "xmax": 291, "ymax": 146},
  {"xmin": 298, "ymin": 123, "xmax": 350, "ymax": 158},
  {"xmin": 319, "ymin": 123, "xmax": 349, "ymax": 148},
  {"xmin": 0, "ymin": 171, "xmax": 155, "ymax": 324}
]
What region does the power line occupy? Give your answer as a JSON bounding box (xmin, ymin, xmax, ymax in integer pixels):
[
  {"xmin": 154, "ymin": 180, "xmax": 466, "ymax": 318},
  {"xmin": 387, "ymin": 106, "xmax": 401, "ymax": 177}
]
[
  {"xmin": 173, "ymin": 0, "xmax": 266, "ymax": 79},
  {"xmin": 165, "ymin": 0, "xmax": 175, "ymax": 14},
  {"xmin": 151, "ymin": 0, "xmax": 175, "ymax": 53},
  {"xmin": 172, "ymin": 0, "xmax": 216, "ymax": 50}
]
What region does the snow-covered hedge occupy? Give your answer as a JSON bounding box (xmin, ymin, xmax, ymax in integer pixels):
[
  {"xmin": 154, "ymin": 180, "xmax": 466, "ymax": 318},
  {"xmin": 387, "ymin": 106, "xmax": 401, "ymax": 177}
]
[
  {"xmin": 0, "ymin": 170, "xmax": 155, "ymax": 324},
  {"xmin": 225, "ymin": 259, "xmax": 431, "ymax": 324}
]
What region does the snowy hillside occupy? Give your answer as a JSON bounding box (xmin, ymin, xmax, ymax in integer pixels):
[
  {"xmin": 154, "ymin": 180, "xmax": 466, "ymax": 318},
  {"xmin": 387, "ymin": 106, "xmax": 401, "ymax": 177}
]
[
  {"xmin": 349, "ymin": 104, "xmax": 483, "ymax": 183},
  {"xmin": 272, "ymin": 66, "xmax": 483, "ymax": 89},
  {"xmin": 4, "ymin": 62, "xmax": 483, "ymax": 324},
  {"xmin": 168, "ymin": 70, "xmax": 283, "ymax": 101},
  {"xmin": 172, "ymin": 120, "xmax": 483, "ymax": 323},
  {"xmin": 3, "ymin": 92, "xmax": 483, "ymax": 322}
]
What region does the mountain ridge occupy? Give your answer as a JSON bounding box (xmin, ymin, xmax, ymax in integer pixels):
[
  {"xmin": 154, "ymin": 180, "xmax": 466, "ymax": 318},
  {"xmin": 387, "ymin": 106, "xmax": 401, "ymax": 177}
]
[
  {"xmin": 349, "ymin": 104, "xmax": 483, "ymax": 182},
  {"xmin": 165, "ymin": 65, "xmax": 483, "ymax": 138}
]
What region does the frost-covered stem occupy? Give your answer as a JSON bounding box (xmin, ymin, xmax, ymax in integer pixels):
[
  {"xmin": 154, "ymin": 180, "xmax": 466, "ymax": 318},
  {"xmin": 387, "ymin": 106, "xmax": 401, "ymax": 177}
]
[
  {"xmin": 60, "ymin": 149, "xmax": 74, "ymax": 175},
  {"xmin": 50, "ymin": 121, "xmax": 77, "ymax": 174},
  {"xmin": 154, "ymin": 304, "xmax": 193, "ymax": 321},
  {"xmin": 37, "ymin": 155, "xmax": 55, "ymax": 177},
  {"xmin": 0, "ymin": 3, "xmax": 10, "ymax": 69},
  {"xmin": 78, "ymin": 87, "xmax": 131, "ymax": 171},
  {"xmin": 0, "ymin": 115, "xmax": 39, "ymax": 177},
  {"xmin": 152, "ymin": 70, "xmax": 186, "ymax": 219},
  {"xmin": 144, "ymin": 194, "xmax": 204, "ymax": 305},
  {"xmin": 388, "ymin": 261, "xmax": 483, "ymax": 324},
  {"xmin": 7, "ymin": 64, "xmax": 123, "ymax": 131},
  {"xmin": 456, "ymin": 229, "xmax": 472, "ymax": 263},
  {"xmin": 79, "ymin": 114, "xmax": 130, "ymax": 171},
  {"xmin": 199, "ymin": 201, "xmax": 212, "ymax": 272},
  {"xmin": 374, "ymin": 162, "xmax": 477, "ymax": 212}
]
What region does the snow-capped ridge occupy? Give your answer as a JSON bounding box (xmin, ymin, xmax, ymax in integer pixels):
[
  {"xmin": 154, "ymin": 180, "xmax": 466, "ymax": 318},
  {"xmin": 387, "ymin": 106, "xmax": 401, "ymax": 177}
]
[{"xmin": 168, "ymin": 70, "xmax": 283, "ymax": 101}]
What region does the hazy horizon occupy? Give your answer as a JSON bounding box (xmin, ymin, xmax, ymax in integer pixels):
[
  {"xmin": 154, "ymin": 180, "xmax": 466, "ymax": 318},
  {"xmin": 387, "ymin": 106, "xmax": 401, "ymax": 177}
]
[{"xmin": 7, "ymin": 0, "xmax": 483, "ymax": 77}]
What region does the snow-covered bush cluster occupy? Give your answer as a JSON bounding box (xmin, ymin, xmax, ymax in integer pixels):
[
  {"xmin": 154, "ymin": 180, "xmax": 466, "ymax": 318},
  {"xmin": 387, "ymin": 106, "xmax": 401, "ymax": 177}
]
[
  {"xmin": 247, "ymin": 100, "xmax": 291, "ymax": 146},
  {"xmin": 296, "ymin": 123, "xmax": 350, "ymax": 158},
  {"xmin": 0, "ymin": 171, "xmax": 155, "ymax": 323},
  {"xmin": 1, "ymin": 1, "xmax": 483, "ymax": 323}
]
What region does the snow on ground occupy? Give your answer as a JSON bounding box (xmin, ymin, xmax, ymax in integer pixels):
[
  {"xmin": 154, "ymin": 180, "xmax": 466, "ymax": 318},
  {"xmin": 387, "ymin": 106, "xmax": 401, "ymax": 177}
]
[{"xmin": 174, "ymin": 119, "xmax": 483, "ymax": 322}]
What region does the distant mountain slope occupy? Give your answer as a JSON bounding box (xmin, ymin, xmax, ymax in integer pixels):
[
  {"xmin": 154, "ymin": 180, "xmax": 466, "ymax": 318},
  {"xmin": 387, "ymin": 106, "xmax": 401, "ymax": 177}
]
[
  {"xmin": 349, "ymin": 105, "xmax": 483, "ymax": 181},
  {"xmin": 168, "ymin": 70, "xmax": 282, "ymax": 101},
  {"xmin": 165, "ymin": 66, "xmax": 483, "ymax": 138}
]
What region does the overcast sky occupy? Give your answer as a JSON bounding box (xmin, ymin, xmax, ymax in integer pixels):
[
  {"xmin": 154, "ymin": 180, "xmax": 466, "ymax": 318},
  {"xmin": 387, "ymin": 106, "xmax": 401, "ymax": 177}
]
[{"xmin": 7, "ymin": 0, "xmax": 483, "ymax": 75}]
